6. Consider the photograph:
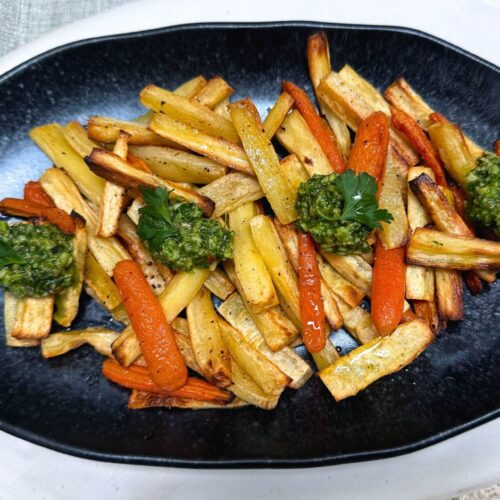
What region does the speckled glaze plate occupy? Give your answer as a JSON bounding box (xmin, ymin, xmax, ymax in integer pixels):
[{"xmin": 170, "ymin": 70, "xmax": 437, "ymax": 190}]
[{"xmin": 0, "ymin": 22, "xmax": 498, "ymax": 468}]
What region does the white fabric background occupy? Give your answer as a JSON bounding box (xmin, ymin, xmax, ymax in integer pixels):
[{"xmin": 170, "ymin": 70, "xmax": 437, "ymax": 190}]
[
  {"xmin": 0, "ymin": 0, "xmax": 132, "ymax": 56},
  {"xmin": 0, "ymin": 1, "xmax": 498, "ymax": 498}
]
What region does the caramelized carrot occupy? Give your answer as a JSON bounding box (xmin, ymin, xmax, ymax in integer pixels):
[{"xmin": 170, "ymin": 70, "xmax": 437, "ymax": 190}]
[
  {"xmin": 127, "ymin": 152, "xmax": 152, "ymax": 173},
  {"xmin": 391, "ymin": 106, "xmax": 447, "ymax": 186},
  {"xmin": 282, "ymin": 80, "xmax": 345, "ymax": 173},
  {"xmin": 347, "ymin": 111, "xmax": 389, "ymax": 185},
  {"xmin": 102, "ymin": 359, "xmax": 232, "ymax": 403},
  {"xmin": 0, "ymin": 198, "xmax": 75, "ymax": 234},
  {"xmin": 495, "ymin": 140, "xmax": 500, "ymax": 157},
  {"xmin": 371, "ymin": 237, "xmax": 406, "ymax": 336},
  {"xmin": 113, "ymin": 260, "xmax": 187, "ymax": 391},
  {"xmin": 298, "ymin": 232, "xmax": 325, "ymax": 353},
  {"xmin": 23, "ymin": 181, "xmax": 54, "ymax": 208}
]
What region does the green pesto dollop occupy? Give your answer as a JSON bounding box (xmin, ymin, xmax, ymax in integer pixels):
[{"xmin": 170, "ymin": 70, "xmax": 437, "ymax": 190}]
[
  {"xmin": 296, "ymin": 173, "xmax": 389, "ymax": 255},
  {"xmin": 137, "ymin": 187, "xmax": 233, "ymax": 272},
  {"xmin": 0, "ymin": 222, "xmax": 74, "ymax": 298},
  {"xmin": 465, "ymin": 152, "xmax": 500, "ymax": 237}
]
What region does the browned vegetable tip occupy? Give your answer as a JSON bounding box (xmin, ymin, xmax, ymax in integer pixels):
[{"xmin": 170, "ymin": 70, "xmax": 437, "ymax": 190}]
[
  {"xmin": 87, "ymin": 116, "xmax": 179, "ymax": 147},
  {"xmin": 413, "ymin": 299, "xmax": 440, "ymax": 335},
  {"xmin": 407, "ymin": 228, "xmax": 500, "ymax": 270},
  {"xmin": 190, "ymin": 76, "xmax": 234, "ymax": 109},
  {"xmin": 464, "ymin": 271, "xmax": 483, "ymax": 295},
  {"xmin": 128, "ymin": 390, "xmax": 242, "ymax": 410},
  {"xmin": 84, "ymin": 148, "xmax": 215, "ymax": 217},
  {"xmin": 435, "ymin": 269, "xmax": 464, "ymax": 321},
  {"xmin": 8, "ymin": 296, "xmax": 54, "ymax": 340},
  {"xmin": 409, "ymin": 173, "xmax": 473, "ymax": 237}
]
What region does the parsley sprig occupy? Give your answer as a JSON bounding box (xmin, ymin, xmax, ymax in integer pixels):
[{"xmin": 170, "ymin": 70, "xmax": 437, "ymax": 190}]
[
  {"xmin": 0, "ymin": 239, "xmax": 24, "ymax": 269},
  {"xmin": 137, "ymin": 186, "xmax": 179, "ymax": 248},
  {"xmin": 335, "ymin": 170, "xmax": 393, "ymax": 229}
]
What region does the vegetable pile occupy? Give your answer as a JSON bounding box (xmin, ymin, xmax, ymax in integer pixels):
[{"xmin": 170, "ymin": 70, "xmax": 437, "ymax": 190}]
[{"xmin": 1, "ymin": 30, "xmax": 498, "ymax": 414}]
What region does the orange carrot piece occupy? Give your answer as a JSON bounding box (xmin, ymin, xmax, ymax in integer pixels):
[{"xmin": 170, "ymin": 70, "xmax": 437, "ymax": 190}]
[
  {"xmin": 127, "ymin": 152, "xmax": 152, "ymax": 173},
  {"xmin": 391, "ymin": 106, "xmax": 447, "ymax": 186},
  {"xmin": 371, "ymin": 237, "xmax": 406, "ymax": 336},
  {"xmin": 0, "ymin": 198, "xmax": 75, "ymax": 234},
  {"xmin": 113, "ymin": 260, "xmax": 187, "ymax": 391},
  {"xmin": 495, "ymin": 140, "xmax": 500, "ymax": 157},
  {"xmin": 282, "ymin": 80, "xmax": 345, "ymax": 173},
  {"xmin": 298, "ymin": 232, "xmax": 326, "ymax": 353},
  {"xmin": 346, "ymin": 111, "xmax": 389, "ymax": 185},
  {"xmin": 23, "ymin": 181, "xmax": 54, "ymax": 208},
  {"xmin": 102, "ymin": 359, "xmax": 231, "ymax": 403}
]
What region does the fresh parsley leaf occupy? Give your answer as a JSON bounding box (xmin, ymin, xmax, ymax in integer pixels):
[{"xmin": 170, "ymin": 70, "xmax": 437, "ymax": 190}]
[
  {"xmin": 138, "ymin": 186, "xmax": 179, "ymax": 248},
  {"xmin": 334, "ymin": 170, "xmax": 393, "ymax": 230},
  {"xmin": 140, "ymin": 186, "xmax": 173, "ymax": 225},
  {"xmin": 0, "ymin": 238, "xmax": 24, "ymax": 269}
]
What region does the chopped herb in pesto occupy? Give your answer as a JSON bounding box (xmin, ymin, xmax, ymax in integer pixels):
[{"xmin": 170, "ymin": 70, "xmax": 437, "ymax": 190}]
[
  {"xmin": 295, "ymin": 171, "xmax": 392, "ymax": 255},
  {"xmin": 137, "ymin": 187, "xmax": 233, "ymax": 272},
  {"xmin": 466, "ymin": 152, "xmax": 500, "ymax": 237},
  {"xmin": 0, "ymin": 222, "xmax": 74, "ymax": 298}
]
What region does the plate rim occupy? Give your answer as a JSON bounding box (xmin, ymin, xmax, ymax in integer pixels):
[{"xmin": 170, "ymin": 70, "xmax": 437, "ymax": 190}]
[
  {"xmin": 0, "ymin": 20, "xmax": 498, "ymax": 468},
  {"xmin": 0, "ymin": 20, "xmax": 498, "ymax": 85}
]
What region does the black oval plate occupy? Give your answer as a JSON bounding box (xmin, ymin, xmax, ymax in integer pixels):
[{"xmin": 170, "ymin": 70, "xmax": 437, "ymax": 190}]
[{"xmin": 0, "ymin": 22, "xmax": 498, "ymax": 468}]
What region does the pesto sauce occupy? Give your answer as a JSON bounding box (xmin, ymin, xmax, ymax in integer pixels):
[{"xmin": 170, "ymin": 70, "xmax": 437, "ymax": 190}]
[
  {"xmin": 466, "ymin": 152, "xmax": 500, "ymax": 237},
  {"xmin": 295, "ymin": 174, "xmax": 373, "ymax": 254},
  {"xmin": 0, "ymin": 222, "xmax": 75, "ymax": 298},
  {"xmin": 138, "ymin": 195, "xmax": 233, "ymax": 272}
]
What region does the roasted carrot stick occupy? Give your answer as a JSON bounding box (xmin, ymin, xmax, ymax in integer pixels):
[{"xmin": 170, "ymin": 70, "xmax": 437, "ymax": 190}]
[
  {"xmin": 495, "ymin": 140, "xmax": 500, "ymax": 157},
  {"xmin": 391, "ymin": 106, "xmax": 447, "ymax": 186},
  {"xmin": 298, "ymin": 232, "xmax": 326, "ymax": 353},
  {"xmin": 23, "ymin": 181, "xmax": 54, "ymax": 208},
  {"xmin": 282, "ymin": 80, "xmax": 345, "ymax": 173},
  {"xmin": 0, "ymin": 198, "xmax": 75, "ymax": 234},
  {"xmin": 371, "ymin": 237, "xmax": 406, "ymax": 336},
  {"xmin": 113, "ymin": 260, "xmax": 187, "ymax": 391},
  {"xmin": 102, "ymin": 359, "xmax": 232, "ymax": 403},
  {"xmin": 346, "ymin": 111, "xmax": 389, "ymax": 185}
]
